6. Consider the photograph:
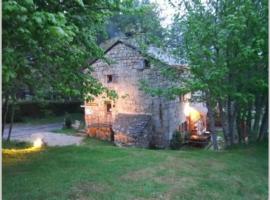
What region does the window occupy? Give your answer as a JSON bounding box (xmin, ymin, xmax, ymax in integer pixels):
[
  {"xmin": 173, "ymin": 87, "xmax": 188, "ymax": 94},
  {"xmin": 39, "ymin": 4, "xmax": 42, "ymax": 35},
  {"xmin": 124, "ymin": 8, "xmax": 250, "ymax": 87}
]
[
  {"xmin": 144, "ymin": 59, "xmax": 150, "ymax": 68},
  {"xmin": 106, "ymin": 102, "xmax": 112, "ymax": 113},
  {"xmin": 107, "ymin": 75, "xmax": 113, "ymax": 83}
]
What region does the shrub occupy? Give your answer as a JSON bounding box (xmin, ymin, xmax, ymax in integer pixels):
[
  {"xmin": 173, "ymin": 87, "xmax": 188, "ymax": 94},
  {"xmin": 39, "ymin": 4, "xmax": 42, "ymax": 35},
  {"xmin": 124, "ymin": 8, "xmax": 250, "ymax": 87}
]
[
  {"xmin": 64, "ymin": 113, "xmax": 72, "ymax": 129},
  {"xmin": 6, "ymin": 101, "xmax": 83, "ymax": 122},
  {"xmin": 148, "ymin": 135, "xmax": 164, "ymax": 149},
  {"xmin": 170, "ymin": 131, "xmax": 183, "ymax": 150},
  {"xmin": 3, "ymin": 140, "xmax": 32, "ymax": 149}
]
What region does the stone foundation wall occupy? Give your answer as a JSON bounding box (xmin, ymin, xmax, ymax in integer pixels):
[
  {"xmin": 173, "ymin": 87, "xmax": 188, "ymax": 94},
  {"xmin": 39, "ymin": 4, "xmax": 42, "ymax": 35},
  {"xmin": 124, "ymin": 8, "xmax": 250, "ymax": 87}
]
[
  {"xmin": 114, "ymin": 133, "xmax": 135, "ymax": 147},
  {"xmin": 86, "ymin": 126, "xmax": 112, "ymax": 141},
  {"xmin": 114, "ymin": 128, "xmax": 152, "ymax": 148},
  {"xmin": 112, "ymin": 113, "xmax": 152, "ymax": 148}
]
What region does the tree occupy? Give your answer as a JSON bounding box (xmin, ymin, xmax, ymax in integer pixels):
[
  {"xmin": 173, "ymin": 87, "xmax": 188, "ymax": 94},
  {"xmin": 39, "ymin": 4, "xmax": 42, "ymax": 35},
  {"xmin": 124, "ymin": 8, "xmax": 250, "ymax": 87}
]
[
  {"xmin": 105, "ymin": 0, "xmax": 166, "ymax": 46},
  {"xmin": 141, "ymin": 0, "xmax": 268, "ymax": 148},
  {"xmin": 2, "ymin": 0, "xmax": 122, "ymax": 138},
  {"xmin": 165, "ymin": 0, "xmax": 268, "ymax": 146}
]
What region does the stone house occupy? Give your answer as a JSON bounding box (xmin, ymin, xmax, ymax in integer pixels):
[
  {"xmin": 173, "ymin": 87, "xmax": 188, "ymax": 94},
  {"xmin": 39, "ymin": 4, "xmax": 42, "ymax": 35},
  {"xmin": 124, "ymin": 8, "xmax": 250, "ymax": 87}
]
[{"xmin": 84, "ymin": 37, "xmax": 207, "ymax": 148}]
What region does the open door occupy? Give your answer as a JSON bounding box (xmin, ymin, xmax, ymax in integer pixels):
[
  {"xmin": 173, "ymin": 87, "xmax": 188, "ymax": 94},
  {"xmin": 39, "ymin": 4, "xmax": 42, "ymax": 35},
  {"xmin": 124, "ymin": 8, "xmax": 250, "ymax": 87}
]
[{"xmin": 184, "ymin": 102, "xmax": 210, "ymax": 145}]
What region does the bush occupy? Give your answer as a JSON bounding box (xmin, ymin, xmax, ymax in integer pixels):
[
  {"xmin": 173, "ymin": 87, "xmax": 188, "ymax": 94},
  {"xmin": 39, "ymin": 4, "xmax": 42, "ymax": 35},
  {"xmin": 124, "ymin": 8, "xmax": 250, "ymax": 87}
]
[
  {"xmin": 170, "ymin": 131, "xmax": 183, "ymax": 150},
  {"xmin": 5, "ymin": 101, "xmax": 83, "ymax": 122},
  {"xmin": 3, "ymin": 140, "xmax": 32, "ymax": 149},
  {"xmin": 149, "ymin": 139, "xmax": 160, "ymax": 149},
  {"xmin": 64, "ymin": 113, "xmax": 72, "ymax": 129}
]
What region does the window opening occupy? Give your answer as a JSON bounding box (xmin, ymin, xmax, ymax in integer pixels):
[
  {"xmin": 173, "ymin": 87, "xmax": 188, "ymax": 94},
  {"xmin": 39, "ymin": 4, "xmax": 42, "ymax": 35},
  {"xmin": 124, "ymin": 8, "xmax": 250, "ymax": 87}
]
[
  {"xmin": 106, "ymin": 103, "xmax": 112, "ymax": 113},
  {"xmin": 107, "ymin": 75, "xmax": 113, "ymax": 83}
]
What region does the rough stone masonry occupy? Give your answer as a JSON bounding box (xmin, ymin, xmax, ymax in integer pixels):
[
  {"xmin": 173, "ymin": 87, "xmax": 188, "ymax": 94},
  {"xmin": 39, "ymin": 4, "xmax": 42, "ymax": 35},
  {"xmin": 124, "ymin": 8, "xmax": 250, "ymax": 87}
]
[{"xmin": 84, "ymin": 38, "xmax": 187, "ymax": 148}]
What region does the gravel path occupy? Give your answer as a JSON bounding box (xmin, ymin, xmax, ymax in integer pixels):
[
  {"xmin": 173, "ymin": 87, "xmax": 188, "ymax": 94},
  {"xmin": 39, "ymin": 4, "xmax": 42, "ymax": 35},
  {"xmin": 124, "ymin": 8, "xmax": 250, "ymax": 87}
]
[{"xmin": 3, "ymin": 123, "xmax": 84, "ymax": 146}]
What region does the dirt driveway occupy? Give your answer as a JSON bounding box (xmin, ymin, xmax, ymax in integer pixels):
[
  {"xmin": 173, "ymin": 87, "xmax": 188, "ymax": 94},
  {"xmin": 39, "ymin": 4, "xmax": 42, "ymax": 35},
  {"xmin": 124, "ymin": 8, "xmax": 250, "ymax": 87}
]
[{"xmin": 3, "ymin": 123, "xmax": 84, "ymax": 146}]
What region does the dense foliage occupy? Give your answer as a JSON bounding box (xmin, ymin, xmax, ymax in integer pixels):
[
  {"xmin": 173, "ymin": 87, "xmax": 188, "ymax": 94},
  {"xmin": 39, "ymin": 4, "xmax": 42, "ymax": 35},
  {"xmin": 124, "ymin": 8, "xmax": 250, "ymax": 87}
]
[
  {"xmin": 3, "ymin": 0, "xmax": 163, "ymax": 102},
  {"xmin": 163, "ymin": 0, "xmax": 268, "ymax": 145},
  {"xmin": 2, "ymin": 0, "xmax": 124, "ymax": 137},
  {"xmin": 3, "ymin": 0, "xmax": 121, "ymax": 101},
  {"xmin": 170, "ymin": 131, "xmax": 183, "ymax": 149}
]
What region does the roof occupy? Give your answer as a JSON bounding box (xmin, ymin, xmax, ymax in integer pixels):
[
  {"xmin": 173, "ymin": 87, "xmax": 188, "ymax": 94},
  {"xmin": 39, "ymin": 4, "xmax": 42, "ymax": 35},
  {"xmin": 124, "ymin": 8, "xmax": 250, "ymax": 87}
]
[
  {"xmin": 112, "ymin": 113, "xmax": 151, "ymax": 136},
  {"xmin": 89, "ymin": 37, "xmax": 187, "ymax": 67}
]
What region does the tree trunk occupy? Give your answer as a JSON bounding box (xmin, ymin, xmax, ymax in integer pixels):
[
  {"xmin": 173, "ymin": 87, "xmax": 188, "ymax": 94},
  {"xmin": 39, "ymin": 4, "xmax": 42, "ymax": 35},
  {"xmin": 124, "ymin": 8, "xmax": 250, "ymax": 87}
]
[
  {"xmin": 227, "ymin": 97, "xmax": 234, "ymax": 145},
  {"xmin": 207, "ymin": 99, "xmax": 218, "ymax": 150},
  {"xmin": 218, "ymin": 99, "xmax": 230, "ymax": 146},
  {"xmin": 258, "ymin": 101, "xmax": 268, "ymax": 141},
  {"xmin": 232, "ymin": 102, "xmax": 238, "ymax": 144},
  {"xmin": 246, "ymin": 104, "xmax": 252, "ymax": 136},
  {"xmin": 7, "ymin": 103, "xmax": 15, "ymax": 142},
  {"xmin": 236, "ymin": 113, "xmax": 242, "ymax": 144},
  {"xmin": 252, "ymin": 95, "xmax": 263, "ymax": 134},
  {"xmin": 2, "ymin": 96, "xmax": 9, "ymax": 136}
]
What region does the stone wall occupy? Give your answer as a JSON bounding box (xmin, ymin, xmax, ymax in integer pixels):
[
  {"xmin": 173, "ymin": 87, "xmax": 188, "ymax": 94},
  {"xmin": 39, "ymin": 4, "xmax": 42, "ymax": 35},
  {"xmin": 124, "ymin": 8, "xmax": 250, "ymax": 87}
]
[
  {"xmin": 85, "ymin": 41, "xmax": 185, "ymax": 147},
  {"xmin": 112, "ymin": 113, "xmax": 152, "ymax": 148},
  {"xmin": 86, "ymin": 126, "xmax": 112, "ymax": 141}
]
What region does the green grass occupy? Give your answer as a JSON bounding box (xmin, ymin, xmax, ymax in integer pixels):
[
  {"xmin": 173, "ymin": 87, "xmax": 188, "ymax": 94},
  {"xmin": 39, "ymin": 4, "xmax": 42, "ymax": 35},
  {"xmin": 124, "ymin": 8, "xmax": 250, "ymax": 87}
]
[
  {"xmin": 2, "ymin": 140, "xmax": 32, "ymax": 149},
  {"xmin": 3, "ymin": 139, "xmax": 268, "ymax": 200}
]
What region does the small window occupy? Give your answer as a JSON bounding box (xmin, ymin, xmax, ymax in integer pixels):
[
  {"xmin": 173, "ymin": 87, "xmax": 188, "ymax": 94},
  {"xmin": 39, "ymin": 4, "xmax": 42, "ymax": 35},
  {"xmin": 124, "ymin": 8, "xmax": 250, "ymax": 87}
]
[
  {"xmin": 107, "ymin": 75, "xmax": 113, "ymax": 83},
  {"xmin": 106, "ymin": 103, "xmax": 112, "ymax": 113},
  {"xmin": 144, "ymin": 60, "xmax": 150, "ymax": 68}
]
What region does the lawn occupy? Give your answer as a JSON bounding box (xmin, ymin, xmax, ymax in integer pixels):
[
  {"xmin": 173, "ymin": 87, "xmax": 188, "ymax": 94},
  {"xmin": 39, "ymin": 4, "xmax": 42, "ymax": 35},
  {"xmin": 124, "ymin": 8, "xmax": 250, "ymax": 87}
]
[{"xmin": 3, "ymin": 139, "xmax": 268, "ymax": 200}]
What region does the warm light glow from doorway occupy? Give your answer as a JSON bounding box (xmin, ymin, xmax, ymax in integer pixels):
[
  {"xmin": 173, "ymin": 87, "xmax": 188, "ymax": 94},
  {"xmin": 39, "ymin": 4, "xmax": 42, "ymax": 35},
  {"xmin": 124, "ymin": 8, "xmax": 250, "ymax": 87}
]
[
  {"xmin": 184, "ymin": 102, "xmax": 192, "ymax": 116},
  {"xmin": 184, "ymin": 102, "xmax": 201, "ymax": 121}
]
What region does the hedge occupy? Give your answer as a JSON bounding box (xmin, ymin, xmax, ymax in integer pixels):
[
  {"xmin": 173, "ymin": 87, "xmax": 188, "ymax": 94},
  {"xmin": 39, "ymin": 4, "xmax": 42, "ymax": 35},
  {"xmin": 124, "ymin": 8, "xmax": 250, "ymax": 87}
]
[{"xmin": 4, "ymin": 101, "xmax": 84, "ymax": 122}]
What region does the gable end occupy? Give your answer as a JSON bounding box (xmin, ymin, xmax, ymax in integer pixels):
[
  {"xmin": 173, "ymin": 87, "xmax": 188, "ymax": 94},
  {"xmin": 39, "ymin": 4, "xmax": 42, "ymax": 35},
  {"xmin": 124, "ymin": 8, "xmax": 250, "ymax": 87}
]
[{"xmin": 89, "ymin": 40, "xmax": 142, "ymax": 66}]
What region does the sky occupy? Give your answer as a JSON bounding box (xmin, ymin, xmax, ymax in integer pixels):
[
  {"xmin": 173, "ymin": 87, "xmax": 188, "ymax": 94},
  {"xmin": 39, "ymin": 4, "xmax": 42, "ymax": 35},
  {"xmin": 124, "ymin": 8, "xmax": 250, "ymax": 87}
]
[
  {"xmin": 151, "ymin": 0, "xmax": 208, "ymax": 27},
  {"xmin": 150, "ymin": 0, "xmax": 177, "ymax": 27}
]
